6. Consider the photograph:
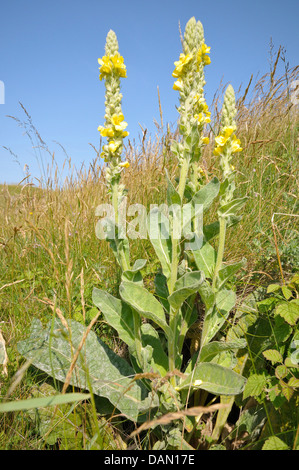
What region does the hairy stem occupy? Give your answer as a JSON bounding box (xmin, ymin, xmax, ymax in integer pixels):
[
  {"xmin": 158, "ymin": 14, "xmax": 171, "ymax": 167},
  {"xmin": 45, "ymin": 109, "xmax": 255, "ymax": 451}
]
[{"xmin": 212, "ymin": 216, "xmax": 227, "ymax": 290}]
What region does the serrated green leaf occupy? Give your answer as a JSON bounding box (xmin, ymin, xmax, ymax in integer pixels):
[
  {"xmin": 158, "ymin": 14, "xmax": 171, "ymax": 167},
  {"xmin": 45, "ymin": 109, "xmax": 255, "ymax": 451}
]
[
  {"xmin": 280, "ymin": 381, "xmax": 294, "ymax": 401},
  {"xmin": 275, "ymin": 300, "xmax": 299, "ymax": 325},
  {"xmin": 262, "ymin": 436, "xmax": 289, "ymax": 450},
  {"xmin": 243, "ymin": 373, "xmax": 268, "ymax": 399},
  {"xmin": 275, "ymin": 364, "xmax": 288, "ymax": 379},
  {"xmin": 266, "ymin": 284, "xmax": 281, "ymax": 294},
  {"xmin": 263, "ymin": 349, "xmax": 283, "ymax": 364},
  {"xmin": 281, "ymin": 285, "xmax": 293, "ymax": 300},
  {"xmin": 288, "ymin": 377, "xmax": 299, "ymax": 388}
]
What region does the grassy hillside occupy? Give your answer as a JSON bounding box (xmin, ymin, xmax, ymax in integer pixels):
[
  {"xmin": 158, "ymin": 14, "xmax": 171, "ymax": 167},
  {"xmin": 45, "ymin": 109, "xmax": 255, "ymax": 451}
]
[{"xmin": 0, "ymin": 61, "xmax": 298, "ymax": 450}]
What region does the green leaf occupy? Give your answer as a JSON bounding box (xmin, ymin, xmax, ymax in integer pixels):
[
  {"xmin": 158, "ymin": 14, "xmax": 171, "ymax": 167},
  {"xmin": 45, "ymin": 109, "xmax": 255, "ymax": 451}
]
[
  {"xmin": 201, "ymin": 289, "xmax": 236, "ymax": 347},
  {"xmin": 192, "ymin": 243, "xmax": 216, "ymax": 279},
  {"xmin": 17, "ymin": 319, "xmax": 150, "ymax": 422},
  {"xmin": 119, "ymin": 280, "xmax": 171, "ymax": 337},
  {"xmin": 217, "ymin": 259, "xmax": 246, "ymax": 290},
  {"xmin": 288, "ymin": 377, "xmax": 299, "ymax": 388},
  {"xmin": 168, "ymin": 271, "xmax": 204, "ymax": 311},
  {"xmin": 0, "ymin": 393, "xmax": 90, "ymax": 413},
  {"xmin": 275, "ymin": 364, "xmax": 288, "ymax": 379},
  {"xmin": 203, "ymin": 215, "xmax": 241, "ymax": 242},
  {"xmin": 262, "ymin": 349, "xmax": 283, "ymax": 364},
  {"xmin": 275, "ymin": 300, "xmax": 299, "ymax": 326},
  {"xmin": 121, "ymin": 258, "xmax": 147, "ymax": 285},
  {"xmin": 92, "ymin": 288, "xmax": 135, "ymax": 350},
  {"xmin": 218, "ymin": 197, "xmax": 248, "ymax": 218},
  {"xmin": 140, "ymin": 323, "xmax": 169, "ymax": 377},
  {"xmin": 154, "ymin": 273, "xmax": 170, "ymax": 313},
  {"xmin": 281, "ymin": 285, "xmax": 293, "ymax": 300},
  {"xmin": 177, "ymin": 362, "xmax": 246, "ymax": 396},
  {"xmin": 198, "ymin": 340, "xmax": 247, "ymax": 363},
  {"xmin": 243, "ymin": 373, "xmax": 268, "ymax": 399},
  {"xmin": 191, "ymin": 177, "xmax": 220, "ymax": 211},
  {"xmin": 165, "ymin": 169, "xmax": 181, "ymax": 206},
  {"xmin": 148, "ymin": 207, "xmax": 172, "ymax": 280},
  {"xmin": 267, "ymin": 283, "xmax": 281, "ymax": 294},
  {"xmin": 262, "ymin": 436, "xmax": 289, "ymax": 450}
]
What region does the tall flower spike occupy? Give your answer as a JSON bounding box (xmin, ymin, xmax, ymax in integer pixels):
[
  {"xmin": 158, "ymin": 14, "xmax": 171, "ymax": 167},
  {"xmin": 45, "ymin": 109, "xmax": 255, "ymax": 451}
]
[
  {"xmin": 214, "ymin": 85, "xmax": 242, "ymax": 204},
  {"xmin": 171, "ymin": 17, "xmax": 211, "ymax": 197},
  {"xmin": 97, "ymin": 30, "xmax": 129, "ymax": 196}
]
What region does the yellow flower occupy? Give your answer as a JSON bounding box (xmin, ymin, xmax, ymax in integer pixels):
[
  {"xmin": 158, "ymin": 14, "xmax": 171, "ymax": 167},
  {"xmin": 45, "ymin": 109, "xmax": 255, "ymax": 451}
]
[
  {"xmin": 201, "ymin": 136, "xmax": 210, "ymax": 145},
  {"xmin": 197, "ymin": 43, "xmax": 211, "ymax": 66},
  {"xmin": 111, "ymin": 113, "xmax": 128, "ymax": 131},
  {"xmin": 230, "ymin": 135, "xmax": 243, "ymax": 153},
  {"xmin": 110, "ymin": 53, "xmax": 127, "ymax": 78},
  {"xmin": 173, "ymin": 78, "xmax": 183, "ymax": 91},
  {"xmin": 119, "ymin": 161, "xmax": 130, "ymax": 168},
  {"xmin": 108, "ymin": 141, "xmax": 120, "ymax": 153},
  {"xmin": 213, "ymin": 126, "xmax": 242, "ymax": 156},
  {"xmin": 172, "ymin": 53, "xmax": 193, "ymax": 78},
  {"xmin": 98, "ymin": 125, "xmax": 115, "ymax": 137},
  {"xmin": 213, "ymin": 146, "xmax": 222, "ymax": 156},
  {"xmin": 98, "ymin": 53, "xmax": 127, "ymax": 80},
  {"xmin": 195, "ymin": 112, "xmax": 211, "ymax": 124},
  {"xmin": 98, "ymin": 55, "xmax": 112, "ymax": 80}
]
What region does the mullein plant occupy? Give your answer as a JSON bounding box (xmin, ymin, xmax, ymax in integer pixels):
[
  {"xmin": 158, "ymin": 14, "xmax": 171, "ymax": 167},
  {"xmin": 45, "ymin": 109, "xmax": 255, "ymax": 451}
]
[
  {"xmin": 18, "ymin": 18, "xmax": 248, "ymax": 449},
  {"xmin": 97, "ymin": 30, "xmax": 131, "ymax": 272}
]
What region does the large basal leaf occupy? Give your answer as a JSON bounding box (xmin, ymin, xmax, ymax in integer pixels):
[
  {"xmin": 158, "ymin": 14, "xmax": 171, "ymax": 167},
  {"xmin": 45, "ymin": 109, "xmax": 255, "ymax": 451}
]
[
  {"xmin": 168, "ymin": 271, "xmax": 205, "ymax": 311},
  {"xmin": 17, "ymin": 318, "xmax": 152, "ymax": 422},
  {"xmin": 119, "ymin": 280, "xmax": 172, "ymax": 337},
  {"xmin": 92, "ymin": 287, "xmax": 135, "ymax": 351},
  {"xmin": 177, "ymin": 362, "xmax": 246, "ymax": 396}
]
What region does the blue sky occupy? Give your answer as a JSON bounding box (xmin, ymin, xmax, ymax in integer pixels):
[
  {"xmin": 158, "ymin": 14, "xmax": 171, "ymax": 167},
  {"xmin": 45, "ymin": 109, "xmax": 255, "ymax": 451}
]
[{"xmin": 0, "ymin": 0, "xmax": 298, "ymax": 184}]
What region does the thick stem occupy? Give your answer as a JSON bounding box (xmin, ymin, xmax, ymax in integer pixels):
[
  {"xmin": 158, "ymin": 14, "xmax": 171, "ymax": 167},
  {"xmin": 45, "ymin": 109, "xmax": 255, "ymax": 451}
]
[
  {"xmin": 167, "ymin": 157, "xmax": 190, "ymax": 386},
  {"xmin": 133, "ymin": 310, "xmax": 143, "ymax": 369},
  {"xmin": 212, "ymin": 216, "xmax": 227, "ymax": 290}
]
